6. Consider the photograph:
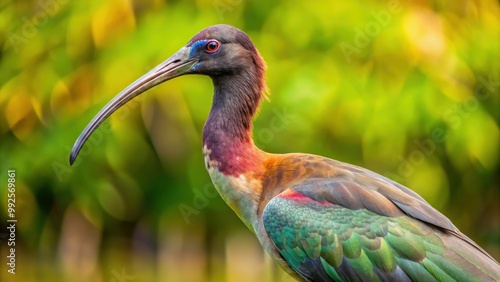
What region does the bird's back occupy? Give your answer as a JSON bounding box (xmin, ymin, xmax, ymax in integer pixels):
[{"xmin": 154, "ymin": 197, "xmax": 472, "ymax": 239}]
[{"xmin": 258, "ymin": 153, "xmax": 500, "ymax": 281}]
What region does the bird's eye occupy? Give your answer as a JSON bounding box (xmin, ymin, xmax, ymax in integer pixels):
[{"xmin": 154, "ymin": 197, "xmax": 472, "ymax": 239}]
[{"xmin": 205, "ymin": 40, "xmax": 220, "ymax": 53}]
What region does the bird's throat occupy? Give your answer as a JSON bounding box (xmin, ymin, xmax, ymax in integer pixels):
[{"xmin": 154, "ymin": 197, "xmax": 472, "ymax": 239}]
[{"xmin": 202, "ymin": 73, "xmax": 265, "ymax": 176}]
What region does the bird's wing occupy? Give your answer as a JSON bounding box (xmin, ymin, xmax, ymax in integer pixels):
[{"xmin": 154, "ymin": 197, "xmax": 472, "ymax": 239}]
[{"xmin": 261, "ymin": 154, "xmax": 499, "ymax": 281}]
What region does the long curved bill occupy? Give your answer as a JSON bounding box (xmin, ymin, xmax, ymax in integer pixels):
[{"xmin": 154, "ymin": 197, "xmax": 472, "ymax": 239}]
[{"xmin": 69, "ymin": 47, "xmax": 197, "ymax": 165}]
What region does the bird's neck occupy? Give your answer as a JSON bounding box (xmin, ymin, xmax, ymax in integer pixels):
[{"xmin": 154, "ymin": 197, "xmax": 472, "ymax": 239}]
[
  {"xmin": 202, "ymin": 65, "xmax": 268, "ymax": 234},
  {"xmin": 202, "ymin": 72, "xmax": 266, "ymax": 176}
]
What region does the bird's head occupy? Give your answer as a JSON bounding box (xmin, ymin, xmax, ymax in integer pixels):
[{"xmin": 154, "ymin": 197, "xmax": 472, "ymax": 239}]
[
  {"xmin": 69, "ymin": 24, "xmax": 266, "ymax": 165},
  {"xmin": 186, "ymin": 24, "xmax": 266, "ymax": 78}
]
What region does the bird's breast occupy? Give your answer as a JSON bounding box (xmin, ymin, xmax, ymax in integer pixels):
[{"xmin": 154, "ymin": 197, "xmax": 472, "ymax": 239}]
[{"xmin": 203, "ymin": 144, "xmax": 262, "ymax": 233}]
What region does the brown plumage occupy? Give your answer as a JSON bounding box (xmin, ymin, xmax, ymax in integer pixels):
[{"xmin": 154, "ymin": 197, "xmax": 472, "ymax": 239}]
[{"xmin": 70, "ymin": 24, "xmax": 500, "ymax": 281}]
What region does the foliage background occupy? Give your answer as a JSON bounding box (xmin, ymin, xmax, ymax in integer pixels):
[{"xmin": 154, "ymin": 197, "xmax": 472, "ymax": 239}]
[{"xmin": 0, "ymin": 0, "xmax": 499, "ymax": 281}]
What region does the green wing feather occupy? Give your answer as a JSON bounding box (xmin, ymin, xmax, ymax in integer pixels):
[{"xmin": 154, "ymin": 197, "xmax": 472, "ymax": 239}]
[
  {"xmin": 263, "ymin": 189, "xmax": 500, "ymax": 282},
  {"xmin": 258, "ymin": 154, "xmax": 499, "ymax": 281}
]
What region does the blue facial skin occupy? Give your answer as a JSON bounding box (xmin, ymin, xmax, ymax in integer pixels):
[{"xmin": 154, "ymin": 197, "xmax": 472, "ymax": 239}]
[
  {"xmin": 188, "ymin": 39, "xmax": 220, "ymax": 72},
  {"xmin": 189, "ymin": 39, "xmax": 208, "ymax": 57}
]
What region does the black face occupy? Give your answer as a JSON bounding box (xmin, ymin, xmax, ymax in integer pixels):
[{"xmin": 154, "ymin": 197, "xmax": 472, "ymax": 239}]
[
  {"xmin": 187, "ymin": 39, "xmax": 225, "ymax": 74},
  {"xmin": 186, "ymin": 38, "xmax": 253, "ymax": 77},
  {"xmin": 184, "ymin": 24, "xmax": 261, "ymax": 77}
]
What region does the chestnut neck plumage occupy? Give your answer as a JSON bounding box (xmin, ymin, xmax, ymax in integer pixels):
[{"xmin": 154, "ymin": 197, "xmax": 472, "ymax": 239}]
[{"xmin": 202, "ymin": 62, "xmax": 267, "ymax": 176}]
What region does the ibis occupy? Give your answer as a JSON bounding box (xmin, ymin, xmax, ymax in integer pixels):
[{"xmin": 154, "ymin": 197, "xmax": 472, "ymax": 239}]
[{"xmin": 70, "ymin": 24, "xmax": 500, "ymax": 281}]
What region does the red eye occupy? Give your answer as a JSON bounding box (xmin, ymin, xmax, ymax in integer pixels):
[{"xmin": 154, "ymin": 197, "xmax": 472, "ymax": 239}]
[{"xmin": 205, "ymin": 40, "xmax": 220, "ymax": 53}]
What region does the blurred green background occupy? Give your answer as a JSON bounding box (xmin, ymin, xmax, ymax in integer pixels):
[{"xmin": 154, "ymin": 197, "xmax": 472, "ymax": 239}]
[{"xmin": 0, "ymin": 0, "xmax": 499, "ymax": 281}]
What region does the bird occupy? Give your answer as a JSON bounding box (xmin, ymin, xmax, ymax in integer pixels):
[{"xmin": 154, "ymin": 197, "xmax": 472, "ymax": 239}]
[{"xmin": 70, "ymin": 24, "xmax": 500, "ymax": 281}]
